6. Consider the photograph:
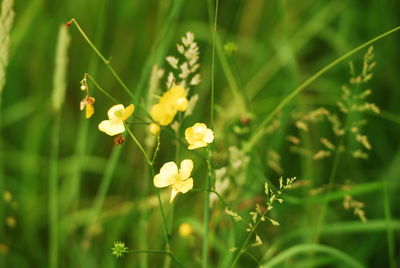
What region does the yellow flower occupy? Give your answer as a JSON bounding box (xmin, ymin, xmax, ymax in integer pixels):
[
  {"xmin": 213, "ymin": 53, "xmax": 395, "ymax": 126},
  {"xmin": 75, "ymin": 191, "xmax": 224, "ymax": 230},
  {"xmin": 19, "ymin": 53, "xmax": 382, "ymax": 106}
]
[
  {"xmin": 149, "ymin": 123, "xmax": 160, "ymax": 136},
  {"xmin": 80, "ymin": 96, "xmax": 95, "ymax": 119},
  {"xmin": 150, "ymin": 85, "xmax": 188, "ymax": 126},
  {"xmin": 153, "ymin": 159, "xmax": 194, "ymax": 203},
  {"xmin": 185, "ymin": 123, "xmax": 214, "ymax": 150},
  {"xmin": 98, "ymin": 104, "xmax": 134, "ymax": 136},
  {"xmin": 179, "ymin": 222, "xmax": 193, "ymax": 237}
]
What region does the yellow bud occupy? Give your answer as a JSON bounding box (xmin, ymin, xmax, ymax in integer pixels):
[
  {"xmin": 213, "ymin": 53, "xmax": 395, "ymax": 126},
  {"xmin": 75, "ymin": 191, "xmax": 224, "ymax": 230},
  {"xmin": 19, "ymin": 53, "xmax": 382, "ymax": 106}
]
[
  {"xmin": 179, "ymin": 222, "xmax": 193, "ymax": 237},
  {"xmin": 149, "ymin": 123, "xmax": 160, "ymax": 136},
  {"xmin": 80, "ymin": 85, "xmax": 87, "ymax": 91},
  {"xmin": 176, "ymin": 98, "xmax": 188, "ymax": 112}
]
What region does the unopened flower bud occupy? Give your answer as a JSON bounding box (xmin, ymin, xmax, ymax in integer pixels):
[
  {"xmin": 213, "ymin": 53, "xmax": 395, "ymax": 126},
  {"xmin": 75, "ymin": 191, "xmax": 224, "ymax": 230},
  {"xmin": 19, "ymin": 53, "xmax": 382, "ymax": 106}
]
[{"xmin": 149, "ymin": 123, "xmax": 160, "ymax": 136}]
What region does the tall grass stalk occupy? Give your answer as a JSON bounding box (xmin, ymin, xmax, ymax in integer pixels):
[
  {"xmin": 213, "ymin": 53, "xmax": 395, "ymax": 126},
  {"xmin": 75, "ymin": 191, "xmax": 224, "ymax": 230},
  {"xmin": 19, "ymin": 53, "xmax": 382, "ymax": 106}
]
[
  {"xmin": 263, "ymin": 244, "xmax": 364, "ymax": 268},
  {"xmin": 243, "ymin": 25, "xmax": 400, "ymax": 153},
  {"xmin": 49, "ymin": 24, "xmax": 70, "ymax": 268},
  {"xmin": 0, "ymin": 0, "xmax": 14, "ymax": 245},
  {"xmin": 203, "ymin": 0, "xmax": 219, "ymax": 267}
]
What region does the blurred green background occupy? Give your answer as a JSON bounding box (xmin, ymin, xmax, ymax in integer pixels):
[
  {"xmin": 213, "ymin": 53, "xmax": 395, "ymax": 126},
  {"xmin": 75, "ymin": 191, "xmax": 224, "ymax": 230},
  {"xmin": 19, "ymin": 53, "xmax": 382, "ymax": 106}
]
[{"xmin": 1, "ymin": 0, "xmax": 400, "ymax": 267}]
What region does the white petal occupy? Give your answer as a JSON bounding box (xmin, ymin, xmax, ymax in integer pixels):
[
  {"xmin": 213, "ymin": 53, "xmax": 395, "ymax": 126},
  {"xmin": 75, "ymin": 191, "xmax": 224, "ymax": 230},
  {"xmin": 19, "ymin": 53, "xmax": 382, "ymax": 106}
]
[
  {"xmin": 179, "ymin": 159, "xmax": 193, "ymax": 180},
  {"xmin": 98, "ymin": 120, "xmax": 125, "ymax": 136},
  {"xmin": 153, "ymin": 174, "xmax": 174, "ymax": 188},
  {"xmin": 178, "ymin": 178, "xmax": 193, "ymax": 194},
  {"xmin": 154, "ymin": 162, "xmax": 178, "ymax": 187},
  {"xmin": 107, "ymin": 104, "xmax": 125, "ymax": 120},
  {"xmin": 204, "ymin": 129, "xmax": 214, "ymax": 143},
  {"xmin": 170, "ymin": 188, "xmax": 178, "ymax": 203}
]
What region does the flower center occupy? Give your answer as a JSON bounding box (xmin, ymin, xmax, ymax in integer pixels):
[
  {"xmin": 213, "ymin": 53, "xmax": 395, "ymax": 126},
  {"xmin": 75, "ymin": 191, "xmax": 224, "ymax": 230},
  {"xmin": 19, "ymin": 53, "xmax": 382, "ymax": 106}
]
[{"xmin": 114, "ymin": 109, "xmax": 124, "ymax": 118}]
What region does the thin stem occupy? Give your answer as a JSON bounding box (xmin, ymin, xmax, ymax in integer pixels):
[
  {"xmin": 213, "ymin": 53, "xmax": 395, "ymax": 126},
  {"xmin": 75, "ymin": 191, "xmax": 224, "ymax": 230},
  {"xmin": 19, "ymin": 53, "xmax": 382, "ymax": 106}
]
[
  {"xmin": 192, "ymin": 188, "xmax": 228, "ymax": 208},
  {"xmin": 124, "ymin": 123, "xmax": 152, "ymax": 165},
  {"xmin": 243, "ymin": 25, "xmax": 400, "ymax": 152},
  {"xmin": 229, "ymin": 211, "xmax": 265, "ymax": 267},
  {"xmin": 152, "ymin": 134, "xmax": 161, "ymax": 164},
  {"xmin": 202, "ymin": 149, "xmax": 213, "ymax": 268},
  {"xmin": 85, "ymin": 73, "xmax": 119, "ymax": 103},
  {"xmin": 156, "ymin": 189, "xmax": 170, "ymax": 247},
  {"xmin": 68, "ymin": 18, "xmax": 137, "ymax": 103},
  {"xmin": 209, "ymin": 0, "xmax": 219, "ymax": 129},
  {"xmin": 49, "ymin": 113, "xmax": 61, "ymax": 268}
]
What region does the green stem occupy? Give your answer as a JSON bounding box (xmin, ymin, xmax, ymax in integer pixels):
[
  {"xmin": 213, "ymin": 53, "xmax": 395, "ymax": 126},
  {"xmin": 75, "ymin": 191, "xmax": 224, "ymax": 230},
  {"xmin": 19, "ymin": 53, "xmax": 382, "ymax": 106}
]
[
  {"xmin": 202, "ymin": 149, "xmax": 213, "ymax": 268},
  {"xmin": 152, "ymin": 134, "xmax": 161, "ymax": 164},
  {"xmin": 382, "ymin": 179, "xmax": 396, "ymax": 268},
  {"xmin": 85, "ymin": 73, "xmax": 119, "ymax": 103},
  {"xmin": 156, "ymin": 189, "xmax": 170, "ymax": 247},
  {"xmin": 243, "ymin": 25, "xmax": 400, "ymax": 152},
  {"xmin": 49, "ymin": 113, "xmax": 61, "ymax": 268},
  {"xmin": 68, "ymin": 19, "xmax": 137, "ymax": 103},
  {"xmin": 192, "ymin": 188, "xmax": 229, "ymax": 208},
  {"xmin": 124, "ymin": 123, "xmax": 152, "ymax": 166},
  {"xmin": 263, "ymin": 244, "xmax": 364, "ymax": 268},
  {"xmin": 209, "ymin": 0, "xmax": 219, "ymax": 129},
  {"xmin": 230, "ymin": 214, "xmax": 263, "ymax": 267}
]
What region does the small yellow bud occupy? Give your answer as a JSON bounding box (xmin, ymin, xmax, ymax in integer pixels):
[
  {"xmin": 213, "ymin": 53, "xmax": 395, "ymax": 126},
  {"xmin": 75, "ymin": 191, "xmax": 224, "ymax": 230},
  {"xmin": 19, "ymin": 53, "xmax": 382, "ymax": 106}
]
[
  {"xmin": 80, "ymin": 85, "xmax": 87, "ymax": 91},
  {"xmin": 179, "ymin": 222, "xmax": 193, "ymax": 237},
  {"xmin": 176, "ymin": 97, "xmax": 188, "ymax": 112},
  {"xmin": 149, "ymin": 123, "xmax": 160, "ymax": 136}
]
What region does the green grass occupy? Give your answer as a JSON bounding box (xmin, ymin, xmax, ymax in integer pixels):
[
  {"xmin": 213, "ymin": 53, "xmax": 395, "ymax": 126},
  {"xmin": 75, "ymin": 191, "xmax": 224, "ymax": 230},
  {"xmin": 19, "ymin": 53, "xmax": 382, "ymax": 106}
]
[{"xmin": 1, "ymin": 0, "xmax": 400, "ymax": 267}]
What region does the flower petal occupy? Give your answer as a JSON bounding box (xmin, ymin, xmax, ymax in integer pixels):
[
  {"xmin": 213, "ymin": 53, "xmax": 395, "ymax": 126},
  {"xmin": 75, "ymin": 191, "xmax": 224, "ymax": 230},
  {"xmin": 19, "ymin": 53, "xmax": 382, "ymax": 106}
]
[
  {"xmin": 179, "ymin": 159, "xmax": 193, "ymax": 180},
  {"xmin": 153, "ymin": 161, "xmax": 178, "ymax": 188},
  {"xmin": 170, "ymin": 188, "xmax": 178, "ymax": 203},
  {"xmin": 151, "ymin": 103, "xmax": 176, "ymax": 126},
  {"xmin": 204, "ymin": 129, "xmax": 214, "ymax": 143},
  {"xmin": 122, "ymin": 104, "xmax": 135, "ymax": 120},
  {"xmin": 107, "ymin": 104, "xmax": 125, "ymax": 120},
  {"xmin": 98, "ymin": 119, "xmax": 125, "ymax": 136},
  {"xmin": 154, "ymin": 173, "xmax": 174, "ymax": 188},
  {"xmin": 188, "ymin": 141, "xmax": 207, "ymax": 150},
  {"xmin": 178, "ymin": 178, "xmax": 193, "ymax": 194},
  {"xmin": 85, "ymin": 103, "xmax": 94, "ymax": 119}
]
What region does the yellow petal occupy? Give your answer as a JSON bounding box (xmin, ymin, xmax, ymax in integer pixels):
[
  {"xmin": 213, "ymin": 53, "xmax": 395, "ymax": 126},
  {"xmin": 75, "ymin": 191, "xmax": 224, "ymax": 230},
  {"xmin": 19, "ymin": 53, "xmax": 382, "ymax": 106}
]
[
  {"xmin": 98, "ymin": 119, "xmax": 125, "ymax": 136},
  {"xmin": 170, "ymin": 188, "xmax": 178, "ymax": 203},
  {"xmin": 150, "ymin": 103, "xmax": 176, "ymax": 126},
  {"xmin": 107, "ymin": 104, "xmax": 125, "ymax": 120},
  {"xmin": 179, "ymin": 159, "xmax": 193, "ymax": 180},
  {"xmin": 176, "ymin": 98, "xmax": 188, "ymax": 112},
  {"xmin": 178, "ymin": 178, "xmax": 193, "ymax": 194},
  {"xmin": 85, "ymin": 103, "xmax": 94, "ymax": 119},
  {"xmin": 153, "ymin": 161, "xmax": 178, "ymax": 188},
  {"xmin": 122, "ymin": 104, "xmax": 135, "ymax": 120},
  {"xmin": 188, "ymin": 141, "xmax": 207, "ymax": 150}
]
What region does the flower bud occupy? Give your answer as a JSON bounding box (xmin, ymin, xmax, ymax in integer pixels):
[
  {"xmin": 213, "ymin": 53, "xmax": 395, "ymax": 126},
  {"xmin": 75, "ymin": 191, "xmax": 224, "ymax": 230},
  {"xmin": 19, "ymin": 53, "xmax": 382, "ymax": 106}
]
[{"xmin": 149, "ymin": 123, "xmax": 160, "ymax": 136}]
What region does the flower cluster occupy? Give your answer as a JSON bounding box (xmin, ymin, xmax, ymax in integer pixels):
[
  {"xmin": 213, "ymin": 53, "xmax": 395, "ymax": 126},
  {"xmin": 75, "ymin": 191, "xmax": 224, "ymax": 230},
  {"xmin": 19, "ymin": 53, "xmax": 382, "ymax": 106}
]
[{"xmin": 78, "ymin": 32, "xmax": 214, "ymax": 205}]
